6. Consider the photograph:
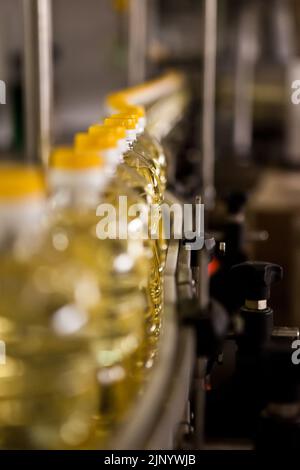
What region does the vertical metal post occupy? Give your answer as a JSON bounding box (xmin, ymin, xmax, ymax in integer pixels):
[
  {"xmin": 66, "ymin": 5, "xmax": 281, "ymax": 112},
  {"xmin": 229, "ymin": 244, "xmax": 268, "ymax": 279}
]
[
  {"xmin": 202, "ymin": 0, "xmax": 217, "ymax": 209},
  {"xmin": 233, "ymin": 4, "xmax": 259, "ymax": 159},
  {"xmin": 189, "ymin": 196, "xmax": 209, "ymax": 311},
  {"xmin": 191, "ymin": 196, "xmax": 210, "ymax": 450},
  {"xmin": 23, "ymin": 0, "xmax": 53, "ymax": 165},
  {"xmin": 128, "ymin": 0, "xmax": 147, "ymax": 86}
]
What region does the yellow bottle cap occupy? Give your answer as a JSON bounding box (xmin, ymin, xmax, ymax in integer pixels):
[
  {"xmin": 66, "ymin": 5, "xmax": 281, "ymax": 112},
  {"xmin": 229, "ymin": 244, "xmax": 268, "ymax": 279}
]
[
  {"xmin": 107, "ymin": 92, "xmax": 129, "ymax": 110},
  {"xmin": 75, "ymin": 133, "xmax": 119, "ymax": 151},
  {"xmin": 74, "ymin": 134, "xmax": 91, "ymax": 150},
  {"xmin": 111, "ymin": 112, "xmax": 139, "ymax": 121},
  {"xmin": 89, "ymin": 124, "xmax": 126, "ymax": 140},
  {"xmin": 50, "ymin": 147, "xmax": 104, "ymax": 170},
  {"xmin": 0, "ymin": 165, "xmax": 45, "ymax": 199},
  {"xmin": 116, "ymin": 105, "xmax": 145, "ymax": 118},
  {"xmin": 104, "ymin": 116, "xmax": 138, "ymax": 130}
]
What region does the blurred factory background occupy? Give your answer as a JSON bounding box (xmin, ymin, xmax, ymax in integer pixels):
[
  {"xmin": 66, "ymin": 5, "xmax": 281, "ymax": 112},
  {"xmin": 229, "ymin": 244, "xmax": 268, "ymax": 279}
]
[
  {"xmin": 0, "ymin": 0, "xmax": 127, "ymax": 145},
  {"xmin": 0, "ymin": 0, "xmax": 300, "ymax": 148}
]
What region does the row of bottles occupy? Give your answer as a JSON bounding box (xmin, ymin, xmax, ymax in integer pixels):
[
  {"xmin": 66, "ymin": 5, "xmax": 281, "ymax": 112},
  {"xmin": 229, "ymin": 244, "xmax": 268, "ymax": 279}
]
[{"xmin": 0, "ymin": 78, "xmax": 173, "ymax": 448}]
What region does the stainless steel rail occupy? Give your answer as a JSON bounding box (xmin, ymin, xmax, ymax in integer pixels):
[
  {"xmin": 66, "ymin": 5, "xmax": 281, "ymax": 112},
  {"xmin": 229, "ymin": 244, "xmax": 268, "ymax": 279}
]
[
  {"xmin": 128, "ymin": 0, "xmax": 148, "ymax": 86},
  {"xmin": 23, "ymin": 0, "xmax": 53, "ymax": 165},
  {"xmin": 202, "ymin": 0, "xmax": 217, "ymax": 209}
]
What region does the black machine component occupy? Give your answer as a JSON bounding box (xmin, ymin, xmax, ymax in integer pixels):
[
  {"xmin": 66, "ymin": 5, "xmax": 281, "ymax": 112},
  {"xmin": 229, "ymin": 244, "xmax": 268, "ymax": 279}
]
[
  {"xmin": 205, "ymin": 261, "xmax": 300, "ymax": 446},
  {"xmin": 180, "ymin": 226, "xmax": 229, "ymax": 365},
  {"xmin": 180, "ymin": 296, "xmax": 229, "ymax": 364},
  {"xmin": 231, "ymin": 261, "xmax": 283, "ymax": 346},
  {"xmin": 210, "ymin": 192, "xmax": 249, "ymax": 314}
]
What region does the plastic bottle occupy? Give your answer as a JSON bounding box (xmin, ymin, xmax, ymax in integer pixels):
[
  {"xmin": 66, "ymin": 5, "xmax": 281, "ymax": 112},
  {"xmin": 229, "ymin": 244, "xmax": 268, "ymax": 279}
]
[
  {"xmin": 114, "ymin": 105, "xmax": 167, "ymax": 192},
  {"xmin": 48, "ymin": 148, "xmax": 150, "ymax": 434},
  {"xmin": 0, "ymin": 165, "xmax": 98, "ymax": 449},
  {"xmin": 73, "ymin": 134, "xmax": 162, "ymax": 366},
  {"xmin": 104, "ymin": 115, "xmax": 167, "ymax": 265}
]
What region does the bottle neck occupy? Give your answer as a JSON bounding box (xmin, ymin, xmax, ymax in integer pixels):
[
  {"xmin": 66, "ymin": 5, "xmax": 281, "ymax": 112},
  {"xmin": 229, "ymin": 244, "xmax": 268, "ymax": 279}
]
[
  {"xmin": 0, "ymin": 197, "xmax": 45, "ymax": 250},
  {"xmin": 48, "ymin": 168, "xmax": 110, "ymax": 210},
  {"xmin": 102, "ymin": 147, "xmax": 124, "ymax": 168},
  {"xmin": 126, "ymin": 121, "xmax": 145, "ymax": 145},
  {"xmin": 126, "ymin": 129, "xmax": 138, "ymax": 144},
  {"xmin": 99, "ymin": 145, "xmax": 127, "ymax": 177},
  {"xmin": 137, "ymin": 118, "xmax": 146, "ymax": 135},
  {"xmin": 118, "ymin": 139, "xmax": 129, "ymax": 153}
]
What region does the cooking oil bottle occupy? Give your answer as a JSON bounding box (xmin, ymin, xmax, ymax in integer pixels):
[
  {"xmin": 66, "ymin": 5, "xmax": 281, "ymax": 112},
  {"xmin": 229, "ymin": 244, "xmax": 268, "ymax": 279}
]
[
  {"xmin": 73, "ymin": 133, "xmax": 162, "ymax": 366},
  {"xmin": 104, "ymin": 115, "xmax": 163, "ymax": 202},
  {"xmin": 48, "ymin": 148, "xmax": 151, "ymax": 434},
  {"xmin": 106, "ymin": 93, "xmax": 167, "ymax": 192},
  {"xmin": 114, "ymin": 105, "xmax": 167, "ymax": 193},
  {"xmin": 104, "ymin": 115, "xmax": 167, "ymax": 265},
  {"xmin": 102, "ymin": 117, "xmax": 166, "ymax": 323},
  {"xmin": 109, "ymin": 107, "xmax": 168, "ymax": 266},
  {"xmin": 90, "ymin": 122, "xmax": 165, "ymax": 328},
  {"xmin": 0, "ymin": 165, "xmax": 98, "ymax": 449}
]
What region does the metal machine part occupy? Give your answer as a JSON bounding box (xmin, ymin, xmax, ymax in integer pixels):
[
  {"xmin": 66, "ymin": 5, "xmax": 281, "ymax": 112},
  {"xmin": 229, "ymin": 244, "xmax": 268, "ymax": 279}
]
[
  {"xmin": 233, "ymin": 1, "xmax": 259, "ymax": 159},
  {"xmin": 206, "ymin": 259, "xmax": 300, "ymax": 448},
  {"xmin": 128, "ymin": 0, "xmax": 148, "ymax": 86},
  {"xmin": 201, "ymin": 0, "xmax": 217, "ymax": 209},
  {"xmin": 23, "ymin": 0, "xmax": 53, "ymax": 165}
]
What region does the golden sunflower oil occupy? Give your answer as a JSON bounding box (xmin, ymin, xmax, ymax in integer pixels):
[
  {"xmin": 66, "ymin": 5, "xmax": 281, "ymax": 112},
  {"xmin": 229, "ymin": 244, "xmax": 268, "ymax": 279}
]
[
  {"xmin": 0, "ymin": 165, "xmax": 98, "ymax": 449},
  {"xmin": 115, "ymin": 105, "xmax": 167, "ymax": 193},
  {"xmin": 74, "ymin": 131, "xmax": 163, "ymax": 364},
  {"xmin": 104, "ymin": 115, "xmax": 167, "ymax": 265},
  {"xmin": 102, "ymin": 117, "xmax": 166, "ymax": 339},
  {"xmin": 48, "ymin": 148, "xmax": 151, "ymax": 437}
]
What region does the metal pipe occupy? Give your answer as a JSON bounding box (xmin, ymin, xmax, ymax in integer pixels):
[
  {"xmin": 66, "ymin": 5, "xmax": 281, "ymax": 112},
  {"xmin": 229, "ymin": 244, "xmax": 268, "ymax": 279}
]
[
  {"xmin": 128, "ymin": 0, "xmax": 147, "ymax": 86},
  {"xmin": 233, "ymin": 4, "xmax": 259, "ymax": 159},
  {"xmin": 202, "ymin": 0, "xmax": 217, "ymax": 209},
  {"xmin": 23, "ymin": 0, "xmax": 53, "ymax": 165}
]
